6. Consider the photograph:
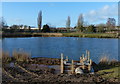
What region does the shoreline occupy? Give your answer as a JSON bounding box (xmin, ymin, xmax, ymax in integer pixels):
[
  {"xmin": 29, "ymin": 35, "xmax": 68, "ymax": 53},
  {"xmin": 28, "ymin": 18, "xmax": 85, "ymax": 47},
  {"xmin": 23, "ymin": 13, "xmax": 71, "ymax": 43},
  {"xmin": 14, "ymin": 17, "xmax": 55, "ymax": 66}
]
[
  {"xmin": 2, "ymin": 57, "xmax": 120, "ymax": 83},
  {"xmin": 1, "ymin": 32, "xmax": 119, "ymax": 38}
]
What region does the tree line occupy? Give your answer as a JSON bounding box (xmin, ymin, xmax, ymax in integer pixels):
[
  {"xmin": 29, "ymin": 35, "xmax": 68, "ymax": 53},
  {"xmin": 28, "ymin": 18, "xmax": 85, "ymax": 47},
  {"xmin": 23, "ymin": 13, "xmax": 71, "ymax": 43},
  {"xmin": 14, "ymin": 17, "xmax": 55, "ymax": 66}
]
[
  {"xmin": 37, "ymin": 11, "xmax": 117, "ymax": 33},
  {"xmin": 0, "ymin": 10, "xmax": 117, "ymax": 33}
]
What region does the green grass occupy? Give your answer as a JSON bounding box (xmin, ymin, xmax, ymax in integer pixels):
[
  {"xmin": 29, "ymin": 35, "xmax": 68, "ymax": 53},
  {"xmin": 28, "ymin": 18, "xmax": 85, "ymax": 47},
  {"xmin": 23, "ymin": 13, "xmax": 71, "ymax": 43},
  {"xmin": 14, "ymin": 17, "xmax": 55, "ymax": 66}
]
[
  {"xmin": 97, "ymin": 66, "xmax": 120, "ymax": 79},
  {"xmin": 62, "ymin": 33, "xmax": 118, "ymax": 38},
  {"xmin": 2, "ymin": 32, "xmax": 118, "ymax": 38},
  {"xmin": 2, "ymin": 32, "xmax": 63, "ymax": 38}
]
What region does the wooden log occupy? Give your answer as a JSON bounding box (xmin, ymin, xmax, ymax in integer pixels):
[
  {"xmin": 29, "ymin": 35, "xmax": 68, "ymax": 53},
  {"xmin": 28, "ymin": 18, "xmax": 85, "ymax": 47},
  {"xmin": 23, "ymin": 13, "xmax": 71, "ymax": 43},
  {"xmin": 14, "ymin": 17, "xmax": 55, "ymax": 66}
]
[{"xmin": 61, "ymin": 53, "xmax": 64, "ymax": 74}]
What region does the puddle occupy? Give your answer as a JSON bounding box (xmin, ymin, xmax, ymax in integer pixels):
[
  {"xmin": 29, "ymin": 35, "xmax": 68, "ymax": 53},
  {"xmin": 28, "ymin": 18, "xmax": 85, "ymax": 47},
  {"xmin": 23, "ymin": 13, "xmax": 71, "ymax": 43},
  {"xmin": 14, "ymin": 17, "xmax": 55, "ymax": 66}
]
[
  {"xmin": 9, "ymin": 62, "xmax": 15, "ymax": 67},
  {"xmin": 27, "ymin": 64, "xmax": 60, "ymax": 74}
]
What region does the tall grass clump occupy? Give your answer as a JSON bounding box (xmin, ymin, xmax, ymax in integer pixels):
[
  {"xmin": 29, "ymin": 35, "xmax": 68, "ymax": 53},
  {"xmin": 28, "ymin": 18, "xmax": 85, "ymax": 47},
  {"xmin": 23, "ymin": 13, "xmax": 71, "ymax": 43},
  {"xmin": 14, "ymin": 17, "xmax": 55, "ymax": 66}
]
[
  {"xmin": 2, "ymin": 51, "xmax": 11, "ymax": 63},
  {"xmin": 12, "ymin": 50, "xmax": 31, "ymax": 63},
  {"xmin": 98, "ymin": 55, "xmax": 119, "ymax": 70},
  {"xmin": 99, "ymin": 56, "xmax": 110, "ymax": 64}
]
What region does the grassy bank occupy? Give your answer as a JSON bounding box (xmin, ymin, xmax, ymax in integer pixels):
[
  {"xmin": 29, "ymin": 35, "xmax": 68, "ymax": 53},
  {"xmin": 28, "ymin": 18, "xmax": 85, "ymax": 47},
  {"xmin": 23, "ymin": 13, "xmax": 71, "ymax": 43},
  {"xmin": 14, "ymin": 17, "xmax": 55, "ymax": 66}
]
[
  {"xmin": 97, "ymin": 66, "xmax": 120, "ymax": 80},
  {"xmin": 1, "ymin": 32, "xmax": 119, "ymax": 38},
  {"xmin": 2, "ymin": 32, "xmax": 63, "ymax": 38},
  {"xmin": 62, "ymin": 33, "xmax": 118, "ymax": 38}
]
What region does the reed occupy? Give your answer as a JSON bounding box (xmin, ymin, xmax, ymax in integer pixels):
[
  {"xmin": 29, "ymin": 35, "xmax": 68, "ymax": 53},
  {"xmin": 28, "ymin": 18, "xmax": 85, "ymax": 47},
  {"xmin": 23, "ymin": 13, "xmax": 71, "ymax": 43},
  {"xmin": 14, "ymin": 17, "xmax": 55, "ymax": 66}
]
[
  {"xmin": 2, "ymin": 51, "xmax": 11, "ymax": 63},
  {"xmin": 99, "ymin": 56, "xmax": 109, "ymax": 63},
  {"xmin": 12, "ymin": 50, "xmax": 31, "ymax": 62}
]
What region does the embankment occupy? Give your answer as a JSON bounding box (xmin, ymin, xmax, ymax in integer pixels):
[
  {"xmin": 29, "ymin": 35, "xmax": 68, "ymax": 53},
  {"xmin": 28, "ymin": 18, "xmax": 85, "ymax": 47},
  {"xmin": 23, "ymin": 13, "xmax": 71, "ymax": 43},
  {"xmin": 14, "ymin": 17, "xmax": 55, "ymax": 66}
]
[{"xmin": 1, "ymin": 32, "xmax": 119, "ymax": 38}]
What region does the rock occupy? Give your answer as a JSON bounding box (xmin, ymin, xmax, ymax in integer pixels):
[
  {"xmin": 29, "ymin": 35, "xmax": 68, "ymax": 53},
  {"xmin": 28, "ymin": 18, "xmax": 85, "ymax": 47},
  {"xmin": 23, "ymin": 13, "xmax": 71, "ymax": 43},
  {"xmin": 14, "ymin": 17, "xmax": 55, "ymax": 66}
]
[{"xmin": 75, "ymin": 67, "xmax": 83, "ymax": 74}]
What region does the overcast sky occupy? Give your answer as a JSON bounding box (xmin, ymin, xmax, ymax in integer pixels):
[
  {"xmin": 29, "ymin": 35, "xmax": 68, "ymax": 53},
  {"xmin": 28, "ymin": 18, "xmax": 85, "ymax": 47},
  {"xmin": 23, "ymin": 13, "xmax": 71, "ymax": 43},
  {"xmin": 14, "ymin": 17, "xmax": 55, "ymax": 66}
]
[{"xmin": 2, "ymin": 2, "xmax": 118, "ymax": 27}]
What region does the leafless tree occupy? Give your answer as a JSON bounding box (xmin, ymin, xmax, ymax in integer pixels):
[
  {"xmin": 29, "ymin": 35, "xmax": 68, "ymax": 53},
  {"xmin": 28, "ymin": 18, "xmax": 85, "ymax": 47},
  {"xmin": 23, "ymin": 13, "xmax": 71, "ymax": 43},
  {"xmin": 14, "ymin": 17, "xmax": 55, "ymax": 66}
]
[
  {"xmin": 0, "ymin": 17, "xmax": 7, "ymax": 29},
  {"xmin": 106, "ymin": 18, "xmax": 116, "ymax": 31}
]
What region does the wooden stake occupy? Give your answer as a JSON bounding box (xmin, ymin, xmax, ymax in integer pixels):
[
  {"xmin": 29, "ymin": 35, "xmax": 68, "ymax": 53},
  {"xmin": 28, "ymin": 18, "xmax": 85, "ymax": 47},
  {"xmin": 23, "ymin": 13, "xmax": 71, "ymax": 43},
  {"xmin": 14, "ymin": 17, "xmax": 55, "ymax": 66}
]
[
  {"xmin": 88, "ymin": 51, "xmax": 90, "ymax": 62},
  {"xmin": 66, "ymin": 56, "xmax": 68, "ymax": 62},
  {"xmin": 88, "ymin": 59, "xmax": 92, "ymax": 71},
  {"xmin": 61, "ymin": 53, "xmax": 64, "ymax": 74},
  {"xmin": 71, "ymin": 60, "xmax": 74, "ymax": 74},
  {"xmin": 82, "ymin": 54, "xmax": 85, "ymax": 59}
]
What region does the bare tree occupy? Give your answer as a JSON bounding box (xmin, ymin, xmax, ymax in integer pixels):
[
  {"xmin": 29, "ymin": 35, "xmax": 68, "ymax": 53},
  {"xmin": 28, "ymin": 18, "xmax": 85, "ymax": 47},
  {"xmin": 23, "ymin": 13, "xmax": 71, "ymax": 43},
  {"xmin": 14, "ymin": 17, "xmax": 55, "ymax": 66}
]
[
  {"xmin": 0, "ymin": 17, "xmax": 7, "ymax": 29},
  {"xmin": 37, "ymin": 11, "xmax": 42, "ymax": 31},
  {"xmin": 106, "ymin": 18, "xmax": 116, "ymax": 31},
  {"xmin": 77, "ymin": 14, "xmax": 84, "ymax": 32}
]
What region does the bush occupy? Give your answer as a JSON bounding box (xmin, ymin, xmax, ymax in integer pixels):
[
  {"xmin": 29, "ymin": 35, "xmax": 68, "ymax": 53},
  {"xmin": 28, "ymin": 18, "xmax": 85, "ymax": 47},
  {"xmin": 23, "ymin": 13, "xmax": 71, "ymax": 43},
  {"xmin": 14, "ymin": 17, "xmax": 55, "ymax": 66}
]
[{"xmin": 42, "ymin": 24, "xmax": 50, "ymax": 33}]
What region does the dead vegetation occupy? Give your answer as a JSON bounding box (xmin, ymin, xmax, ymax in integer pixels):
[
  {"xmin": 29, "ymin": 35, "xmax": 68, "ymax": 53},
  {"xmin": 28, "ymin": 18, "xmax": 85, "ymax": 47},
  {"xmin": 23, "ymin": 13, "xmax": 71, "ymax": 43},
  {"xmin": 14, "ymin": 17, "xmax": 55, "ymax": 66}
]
[{"xmin": 12, "ymin": 50, "xmax": 31, "ymax": 62}]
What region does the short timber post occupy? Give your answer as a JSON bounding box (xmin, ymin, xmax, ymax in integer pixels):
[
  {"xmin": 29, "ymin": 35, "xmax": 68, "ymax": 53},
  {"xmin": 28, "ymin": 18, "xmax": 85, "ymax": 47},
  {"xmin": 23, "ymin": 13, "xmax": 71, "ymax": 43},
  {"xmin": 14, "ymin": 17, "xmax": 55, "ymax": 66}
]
[
  {"xmin": 66, "ymin": 56, "xmax": 68, "ymax": 62},
  {"xmin": 87, "ymin": 51, "xmax": 90, "ymax": 61},
  {"xmin": 82, "ymin": 54, "xmax": 85, "ymax": 69},
  {"xmin": 61, "ymin": 53, "xmax": 64, "ymax": 74},
  {"xmin": 71, "ymin": 60, "xmax": 74, "ymax": 74},
  {"xmin": 87, "ymin": 51, "xmax": 91, "ymax": 71},
  {"xmin": 88, "ymin": 59, "xmax": 92, "ymax": 71}
]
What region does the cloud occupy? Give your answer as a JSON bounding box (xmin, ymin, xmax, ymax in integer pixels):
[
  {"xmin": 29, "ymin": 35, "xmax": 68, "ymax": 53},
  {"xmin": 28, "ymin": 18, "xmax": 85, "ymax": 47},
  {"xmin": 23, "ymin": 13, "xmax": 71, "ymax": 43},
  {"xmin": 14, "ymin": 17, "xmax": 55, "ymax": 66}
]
[{"xmin": 84, "ymin": 4, "xmax": 118, "ymax": 24}]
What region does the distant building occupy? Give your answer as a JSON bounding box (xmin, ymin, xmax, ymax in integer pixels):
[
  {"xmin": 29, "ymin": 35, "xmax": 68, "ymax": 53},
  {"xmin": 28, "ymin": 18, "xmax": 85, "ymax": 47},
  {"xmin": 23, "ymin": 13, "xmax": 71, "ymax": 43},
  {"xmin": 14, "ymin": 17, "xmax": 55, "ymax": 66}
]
[
  {"xmin": 30, "ymin": 27, "xmax": 39, "ymax": 30},
  {"xmin": 57, "ymin": 27, "xmax": 76, "ymax": 32}
]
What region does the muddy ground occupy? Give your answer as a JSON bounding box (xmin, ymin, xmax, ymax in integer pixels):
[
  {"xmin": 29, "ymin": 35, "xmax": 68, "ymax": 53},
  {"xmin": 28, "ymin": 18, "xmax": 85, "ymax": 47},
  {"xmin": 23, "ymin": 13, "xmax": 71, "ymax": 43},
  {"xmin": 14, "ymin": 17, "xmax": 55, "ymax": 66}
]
[{"xmin": 2, "ymin": 57, "xmax": 120, "ymax": 83}]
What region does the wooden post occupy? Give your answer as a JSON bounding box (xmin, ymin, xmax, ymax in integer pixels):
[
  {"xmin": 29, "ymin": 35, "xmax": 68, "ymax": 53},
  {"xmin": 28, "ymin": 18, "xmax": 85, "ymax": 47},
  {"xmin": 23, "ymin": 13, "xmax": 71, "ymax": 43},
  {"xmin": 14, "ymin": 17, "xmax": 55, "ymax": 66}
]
[
  {"xmin": 71, "ymin": 60, "xmax": 74, "ymax": 74},
  {"xmin": 82, "ymin": 61, "xmax": 85, "ymax": 69},
  {"xmin": 88, "ymin": 59, "xmax": 92, "ymax": 71},
  {"xmin": 61, "ymin": 53, "xmax": 64, "ymax": 74},
  {"xmin": 66, "ymin": 56, "xmax": 68, "ymax": 62},
  {"xmin": 87, "ymin": 51, "xmax": 90, "ymax": 62},
  {"xmin": 82, "ymin": 54, "xmax": 85, "ymax": 59}
]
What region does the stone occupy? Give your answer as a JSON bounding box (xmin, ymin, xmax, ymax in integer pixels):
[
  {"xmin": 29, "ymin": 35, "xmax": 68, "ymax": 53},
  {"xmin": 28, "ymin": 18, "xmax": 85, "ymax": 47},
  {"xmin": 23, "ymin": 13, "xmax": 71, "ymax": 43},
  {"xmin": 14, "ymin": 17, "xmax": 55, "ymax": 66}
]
[{"xmin": 75, "ymin": 67, "xmax": 83, "ymax": 74}]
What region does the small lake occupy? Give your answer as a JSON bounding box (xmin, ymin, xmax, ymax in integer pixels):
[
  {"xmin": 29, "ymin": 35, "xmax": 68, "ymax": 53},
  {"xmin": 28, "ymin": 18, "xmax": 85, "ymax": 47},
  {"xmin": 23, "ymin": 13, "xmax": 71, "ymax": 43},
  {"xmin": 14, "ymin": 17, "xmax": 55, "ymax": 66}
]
[{"xmin": 1, "ymin": 37, "xmax": 119, "ymax": 63}]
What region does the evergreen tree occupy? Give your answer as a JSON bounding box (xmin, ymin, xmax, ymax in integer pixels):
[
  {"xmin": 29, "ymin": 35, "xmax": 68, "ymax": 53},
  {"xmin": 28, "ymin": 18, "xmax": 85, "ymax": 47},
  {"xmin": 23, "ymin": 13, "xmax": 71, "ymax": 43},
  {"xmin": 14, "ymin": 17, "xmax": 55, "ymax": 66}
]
[{"xmin": 37, "ymin": 11, "xmax": 42, "ymax": 31}]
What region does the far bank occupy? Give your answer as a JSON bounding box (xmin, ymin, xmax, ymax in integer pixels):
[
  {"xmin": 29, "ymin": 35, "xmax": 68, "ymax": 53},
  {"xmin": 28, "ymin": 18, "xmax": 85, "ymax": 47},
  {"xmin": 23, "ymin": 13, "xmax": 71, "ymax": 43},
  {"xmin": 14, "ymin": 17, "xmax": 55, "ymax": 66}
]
[{"xmin": 1, "ymin": 32, "xmax": 119, "ymax": 38}]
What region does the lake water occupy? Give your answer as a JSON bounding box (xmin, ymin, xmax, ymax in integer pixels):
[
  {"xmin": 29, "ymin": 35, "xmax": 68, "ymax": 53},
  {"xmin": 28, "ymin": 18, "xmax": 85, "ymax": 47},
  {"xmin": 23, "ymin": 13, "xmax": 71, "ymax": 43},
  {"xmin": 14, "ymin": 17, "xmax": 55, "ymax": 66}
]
[{"xmin": 1, "ymin": 37, "xmax": 118, "ymax": 63}]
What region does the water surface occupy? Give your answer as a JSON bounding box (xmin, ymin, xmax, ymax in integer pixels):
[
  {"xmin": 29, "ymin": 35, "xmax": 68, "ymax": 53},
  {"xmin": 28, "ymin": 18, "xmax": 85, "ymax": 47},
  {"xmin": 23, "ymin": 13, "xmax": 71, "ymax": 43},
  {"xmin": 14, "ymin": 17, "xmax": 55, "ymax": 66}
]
[{"xmin": 1, "ymin": 37, "xmax": 118, "ymax": 63}]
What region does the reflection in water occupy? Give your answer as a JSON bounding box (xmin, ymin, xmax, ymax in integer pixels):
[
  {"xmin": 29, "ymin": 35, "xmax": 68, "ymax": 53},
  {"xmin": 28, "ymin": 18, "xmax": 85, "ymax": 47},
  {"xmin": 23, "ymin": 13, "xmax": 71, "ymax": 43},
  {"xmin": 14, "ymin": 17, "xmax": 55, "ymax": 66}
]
[{"xmin": 2, "ymin": 37, "xmax": 118, "ymax": 63}]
